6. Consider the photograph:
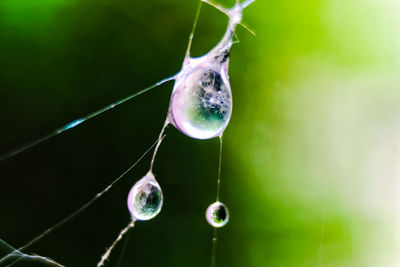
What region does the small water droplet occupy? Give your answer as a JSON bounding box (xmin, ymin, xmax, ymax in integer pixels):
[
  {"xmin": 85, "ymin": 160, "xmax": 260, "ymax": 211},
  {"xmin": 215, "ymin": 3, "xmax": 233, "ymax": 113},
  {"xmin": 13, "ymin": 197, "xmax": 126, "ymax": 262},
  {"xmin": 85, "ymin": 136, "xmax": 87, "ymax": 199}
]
[
  {"xmin": 168, "ymin": 60, "xmax": 232, "ymax": 140},
  {"xmin": 127, "ymin": 171, "xmax": 163, "ymax": 221},
  {"xmin": 206, "ymin": 201, "xmax": 229, "ymax": 228}
]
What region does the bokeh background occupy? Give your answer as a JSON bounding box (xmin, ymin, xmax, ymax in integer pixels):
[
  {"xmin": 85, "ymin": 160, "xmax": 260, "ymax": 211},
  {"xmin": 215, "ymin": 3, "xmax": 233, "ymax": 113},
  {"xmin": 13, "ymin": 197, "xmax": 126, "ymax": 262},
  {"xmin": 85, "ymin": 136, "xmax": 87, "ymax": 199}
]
[{"xmin": 1, "ymin": 0, "xmax": 400, "ymax": 266}]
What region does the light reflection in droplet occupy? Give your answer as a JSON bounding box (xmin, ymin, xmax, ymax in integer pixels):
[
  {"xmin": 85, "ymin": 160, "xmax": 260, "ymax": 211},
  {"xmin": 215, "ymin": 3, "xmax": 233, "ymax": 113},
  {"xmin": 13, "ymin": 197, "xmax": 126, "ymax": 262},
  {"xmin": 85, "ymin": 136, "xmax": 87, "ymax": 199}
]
[
  {"xmin": 206, "ymin": 201, "xmax": 229, "ymax": 228},
  {"xmin": 127, "ymin": 171, "xmax": 163, "ymax": 221}
]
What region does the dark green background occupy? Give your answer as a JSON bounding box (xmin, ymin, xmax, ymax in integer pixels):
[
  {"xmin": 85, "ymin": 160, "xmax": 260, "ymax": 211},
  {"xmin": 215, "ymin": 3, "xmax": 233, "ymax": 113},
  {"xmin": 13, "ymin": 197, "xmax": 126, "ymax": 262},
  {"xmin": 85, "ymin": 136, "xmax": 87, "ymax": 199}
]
[{"xmin": 1, "ymin": 0, "xmax": 399, "ymax": 266}]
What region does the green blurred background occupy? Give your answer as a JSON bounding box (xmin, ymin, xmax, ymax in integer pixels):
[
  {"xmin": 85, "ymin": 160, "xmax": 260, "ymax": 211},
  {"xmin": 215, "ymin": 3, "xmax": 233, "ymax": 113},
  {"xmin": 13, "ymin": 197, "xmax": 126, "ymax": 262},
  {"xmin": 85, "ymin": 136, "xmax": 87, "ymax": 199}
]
[{"xmin": 1, "ymin": 0, "xmax": 400, "ymax": 266}]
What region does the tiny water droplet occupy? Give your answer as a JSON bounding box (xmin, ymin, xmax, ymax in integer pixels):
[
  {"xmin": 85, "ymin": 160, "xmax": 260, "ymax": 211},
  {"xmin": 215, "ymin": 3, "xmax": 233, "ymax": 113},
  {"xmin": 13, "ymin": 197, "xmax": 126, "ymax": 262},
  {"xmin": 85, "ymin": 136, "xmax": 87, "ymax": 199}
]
[
  {"xmin": 127, "ymin": 171, "xmax": 163, "ymax": 221},
  {"xmin": 206, "ymin": 201, "xmax": 229, "ymax": 228}
]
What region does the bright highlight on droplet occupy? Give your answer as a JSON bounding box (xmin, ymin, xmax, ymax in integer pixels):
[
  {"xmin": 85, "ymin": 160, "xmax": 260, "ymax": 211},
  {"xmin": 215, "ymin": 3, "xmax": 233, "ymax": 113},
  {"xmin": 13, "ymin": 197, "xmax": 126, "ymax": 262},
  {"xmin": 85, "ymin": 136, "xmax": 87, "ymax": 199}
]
[
  {"xmin": 206, "ymin": 201, "xmax": 229, "ymax": 228},
  {"xmin": 127, "ymin": 171, "xmax": 163, "ymax": 221}
]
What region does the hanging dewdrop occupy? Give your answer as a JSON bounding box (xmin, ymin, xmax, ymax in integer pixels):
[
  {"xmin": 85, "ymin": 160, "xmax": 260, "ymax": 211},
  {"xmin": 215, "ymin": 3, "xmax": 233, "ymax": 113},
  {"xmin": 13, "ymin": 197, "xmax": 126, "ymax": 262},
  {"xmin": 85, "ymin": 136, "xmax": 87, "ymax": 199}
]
[
  {"xmin": 168, "ymin": 0, "xmax": 254, "ymax": 139},
  {"xmin": 127, "ymin": 171, "xmax": 163, "ymax": 221},
  {"xmin": 206, "ymin": 201, "xmax": 230, "ymax": 228}
]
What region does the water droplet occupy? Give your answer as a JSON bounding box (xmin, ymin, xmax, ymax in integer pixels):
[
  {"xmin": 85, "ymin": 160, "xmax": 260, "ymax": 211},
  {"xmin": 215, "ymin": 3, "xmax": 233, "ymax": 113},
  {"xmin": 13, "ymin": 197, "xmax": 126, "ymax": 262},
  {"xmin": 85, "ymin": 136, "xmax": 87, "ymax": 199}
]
[
  {"xmin": 127, "ymin": 171, "xmax": 163, "ymax": 221},
  {"xmin": 168, "ymin": 59, "xmax": 232, "ymax": 140},
  {"xmin": 167, "ymin": 0, "xmax": 257, "ymax": 140},
  {"xmin": 206, "ymin": 201, "xmax": 229, "ymax": 228}
]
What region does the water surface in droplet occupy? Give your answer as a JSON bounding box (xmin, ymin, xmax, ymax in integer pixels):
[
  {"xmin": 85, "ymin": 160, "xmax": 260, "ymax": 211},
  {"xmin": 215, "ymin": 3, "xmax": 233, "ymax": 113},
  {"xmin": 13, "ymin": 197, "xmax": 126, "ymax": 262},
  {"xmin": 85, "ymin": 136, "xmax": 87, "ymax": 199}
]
[
  {"xmin": 206, "ymin": 201, "xmax": 229, "ymax": 228},
  {"xmin": 168, "ymin": 62, "xmax": 232, "ymax": 139},
  {"xmin": 127, "ymin": 171, "xmax": 163, "ymax": 221}
]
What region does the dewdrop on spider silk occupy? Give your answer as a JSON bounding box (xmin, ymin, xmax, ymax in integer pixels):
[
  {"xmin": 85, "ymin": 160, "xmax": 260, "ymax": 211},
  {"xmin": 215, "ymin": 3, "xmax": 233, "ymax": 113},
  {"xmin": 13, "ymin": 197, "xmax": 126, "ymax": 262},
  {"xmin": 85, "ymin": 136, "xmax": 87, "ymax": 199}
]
[
  {"xmin": 127, "ymin": 171, "xmax": 163, "ymax": 221},
  {"xmin": 167, "ymin": 56, "xmax": 232, "ymax": 140},
  {"xmin": 206, "ymin": 201, "xmax": 229, "ymax": 228},
  {"xmin": 168, "ymin": 0, "xmax": 254, "ymax": 140}
]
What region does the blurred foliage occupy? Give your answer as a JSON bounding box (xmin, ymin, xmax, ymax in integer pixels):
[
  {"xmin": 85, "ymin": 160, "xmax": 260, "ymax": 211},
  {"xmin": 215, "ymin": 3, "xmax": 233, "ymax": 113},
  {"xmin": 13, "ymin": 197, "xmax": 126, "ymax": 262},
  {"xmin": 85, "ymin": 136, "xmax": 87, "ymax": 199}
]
[{"xmin": 0, "ymin": 0, "xmax": 399, "ymax": 266}]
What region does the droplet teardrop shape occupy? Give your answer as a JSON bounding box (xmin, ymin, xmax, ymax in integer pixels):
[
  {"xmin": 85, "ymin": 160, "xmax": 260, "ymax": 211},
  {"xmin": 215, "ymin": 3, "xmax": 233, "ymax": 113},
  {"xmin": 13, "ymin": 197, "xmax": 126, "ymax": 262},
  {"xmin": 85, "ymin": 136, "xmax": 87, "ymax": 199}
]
[
  {"xmin": 168, "ymin": 58, "xmax": 232, "ymax": 140},
  {"xmin": 167, "ymin": 0, "xmax": 256, "ymax": 140},
  {"xmin": 206, "ymin": 201, "xmax": 230, "ymax": 228},
  {"xmin": 127, "ymin": 171, "xmax": 163, "ymax": 221}
]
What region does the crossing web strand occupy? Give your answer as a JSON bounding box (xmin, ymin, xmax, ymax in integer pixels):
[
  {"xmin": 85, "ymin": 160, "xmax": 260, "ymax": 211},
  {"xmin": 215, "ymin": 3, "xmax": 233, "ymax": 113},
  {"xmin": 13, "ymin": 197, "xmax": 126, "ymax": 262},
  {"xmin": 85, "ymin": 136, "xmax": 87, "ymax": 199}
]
[
  {"xmin": 97, "ymin": 220, "xmax": 135, "ymax": 267},
  {"xmin": 150, "ymin": 120, "xmax": 170, "ymax": 171},
  {"xmin": 0, "ymin": 239, "xmax": 64, "ymax": 267},
  {"xmin": 185, "ymin": 1, "xmax": 203, "ymax": 58},
  {"xmin": 115, "ymin": 230, "xmax": 131, "ymax": 267},
  {"xmin": 0, "ymin": 75, "xmax": 176, "ymax": 164},
  {"xmin": 202, "ymin": 0, "xmax": 255, "ymax": 35},
  {"xmin": 0, "ymin": 138, "xmax": 159, "ymax": 266}
]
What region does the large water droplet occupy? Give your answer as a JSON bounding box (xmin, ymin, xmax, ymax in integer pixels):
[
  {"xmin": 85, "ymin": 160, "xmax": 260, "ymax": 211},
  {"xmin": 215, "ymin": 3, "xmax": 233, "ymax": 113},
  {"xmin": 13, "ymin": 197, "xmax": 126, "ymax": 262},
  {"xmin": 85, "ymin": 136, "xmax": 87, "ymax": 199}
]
[
  {"xmin": 168, "ymin": 64, "xmax": 232, "ymax": 140},
  {"xmin": 206, "ymin": 201, "xmax": 229, "ymax": 228},
  {"xmin": 127, "ymin": 171, "xmax": 163, "ymax": 221}
]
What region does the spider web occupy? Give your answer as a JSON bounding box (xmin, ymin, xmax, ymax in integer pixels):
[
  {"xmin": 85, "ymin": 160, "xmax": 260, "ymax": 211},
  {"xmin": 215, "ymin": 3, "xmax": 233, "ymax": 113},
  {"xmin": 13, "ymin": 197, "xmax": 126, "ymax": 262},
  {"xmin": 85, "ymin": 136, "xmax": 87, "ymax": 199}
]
[{"xmin": 0, "ymin": 1, "xmax": 255, "ymax": 266}]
